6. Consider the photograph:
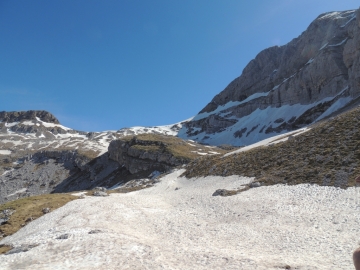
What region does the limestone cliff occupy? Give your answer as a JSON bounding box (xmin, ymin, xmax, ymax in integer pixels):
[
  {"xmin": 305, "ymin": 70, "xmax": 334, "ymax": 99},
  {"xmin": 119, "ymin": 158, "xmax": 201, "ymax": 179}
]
[{"xmin": 179, "ymin": 9, "xmax": 360, "ymax": 146}]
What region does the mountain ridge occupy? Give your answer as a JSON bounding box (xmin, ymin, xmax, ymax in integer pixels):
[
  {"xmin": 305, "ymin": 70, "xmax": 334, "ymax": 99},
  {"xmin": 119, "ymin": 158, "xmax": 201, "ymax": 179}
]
[{"xmin": 178, "ymin": 8, "xmax": 360, "ymax": 146}]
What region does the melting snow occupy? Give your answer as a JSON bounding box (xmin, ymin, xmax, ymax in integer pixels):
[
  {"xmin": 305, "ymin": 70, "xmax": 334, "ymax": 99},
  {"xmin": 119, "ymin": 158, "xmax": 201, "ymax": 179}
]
[
  {"xmin": 306, "ymin": 58, "xmax": 315, "ymax": 65},
  {"xmin": 193, "ymin": 92, "xmax": 270, "ymax": 121},
  {"xmin": 0, "ymin": 170, "xmax": 358, "ymax": 269},
  {"xmin": 22, "ymin": 121, "xmax": 35, "ymax": 125},
  {"xmin": 328, "ymin": 38, "xmax": 348, "ymax": 47},
  {"xmin": 224, "ymin": 128, "xmax": 310, "ymax": 157},
  {"xmin": 319, "ymin": 42, "xmax": 329, "ymax": 50},
  {"xmin": 341, "ymin": 13, "xmax": 357, "ymax": 27},
  {"xmin": 316, "ymin": 96, "xmax": 352, "ymax": 121},
  {"xmin": 6, "ymin": 188, "xmax": 27, "ymax": 197},
  {"xmin": 0, "ymin": 150, "xmax": 12, "ymax": 155},
  {"xmin": 35, "ymin": 117, "xmax": 72, "ymax": 131},
  {"xmin": 5, "ymin": 122, "xmax": 19, "ymax": 127}
]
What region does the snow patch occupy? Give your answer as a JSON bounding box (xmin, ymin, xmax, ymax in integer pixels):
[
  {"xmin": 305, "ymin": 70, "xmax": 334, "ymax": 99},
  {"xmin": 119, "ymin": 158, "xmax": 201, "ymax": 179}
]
[
  {"xmin": 306, "ymin": 58, "xmax": 315, "ymax": 65},
  {"xmin": 5, "ymin": 122, "xmax": 19, "ymax": 127},
  {"xmin": 0, "ymin": 150, "xmax": 12, "ymax": 155},
  {"xmin": 22, "ymin": 121, "xmax": 35, "ymax": 125},
  {"xmin": 36, "ymin": 117, "xmax": 72, "ymax": 131},
  {"xmin": 193, "ymin": 92, "xmax": 270, "ymax": 121},
  {"xmin": 329, "ymin": 38, "xmax": 348, "ymax": 47},
  {"xmin": 319, "ymin": 42, "xmax": 328, "ymax": 50},
  {"xmin": 316, "ymin": 96, "xmax": 352, "ymax": 121},
  {"xmin": 6, "ymin": 188, "xmax": 27, "ymax": 197},
  {"xmin": 341, "ymin": 13, "xmax": 356, "ymax": 27},
  {"xmin": 224, "ymin": 128, "xmax": 310, "ymax": 157}
]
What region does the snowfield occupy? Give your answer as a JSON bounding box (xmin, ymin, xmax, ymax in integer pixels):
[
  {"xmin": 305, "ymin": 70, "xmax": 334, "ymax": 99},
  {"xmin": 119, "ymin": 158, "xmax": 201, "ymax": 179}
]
[{"xmin": 1, "ymin": 169, "xmax": 359, "ymax": 269}]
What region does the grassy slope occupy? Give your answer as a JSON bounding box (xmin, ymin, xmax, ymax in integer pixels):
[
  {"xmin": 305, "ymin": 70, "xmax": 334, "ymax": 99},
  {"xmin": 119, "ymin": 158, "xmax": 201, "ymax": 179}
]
[
  {"xmin": 0, "ymin": 194, "xmax": 78, "ymax": 241},
  {"xmin": 183, "ymin": 106, "xmax": 360, "ymax": 188}
]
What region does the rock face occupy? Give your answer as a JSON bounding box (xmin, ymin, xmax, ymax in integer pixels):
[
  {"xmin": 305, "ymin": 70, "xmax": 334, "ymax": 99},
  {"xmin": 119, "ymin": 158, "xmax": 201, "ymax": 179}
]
[
  {"xmin": 108, "ymin": 135, "xmax": 190, "ymax": 174},
  {"xmin": 0, "ymin": 150, "xmax": 92, "ymax": 204},
  {"xmin": 0, "ymin": 110, "xmax": 59, "ymax": 124},
  {"xmin": 179, "ymin": 9, "xmax": 360, "ymax": 146}
]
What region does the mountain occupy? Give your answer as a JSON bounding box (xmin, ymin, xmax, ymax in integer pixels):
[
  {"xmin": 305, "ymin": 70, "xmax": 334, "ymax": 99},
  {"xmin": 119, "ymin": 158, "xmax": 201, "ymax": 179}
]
[
  {"xmin": 178, "ymin": 9, "xmax": 360, "ymax": 146},
  {"xmin": 1, "ymin": 8, "xmax": 360, "ymax": 268},
  {"xmin": 2, "ymin": 9, "xmax": 360, "ymax": 203},
  {"xmin": 0, "ymin": 111, "xmax": 224, "ymax": 203}
]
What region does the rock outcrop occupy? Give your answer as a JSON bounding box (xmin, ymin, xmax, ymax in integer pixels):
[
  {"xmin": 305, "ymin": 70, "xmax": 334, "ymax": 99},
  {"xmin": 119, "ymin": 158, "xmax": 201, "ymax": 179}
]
[
  {"xmin": 109, "ymin": 134, "xmax": 195, "ymax": 174},
  {"xmin": 179, "ymin": 9, "xmax": 360, "ymax": 146},
  {"xmin": 0, "ymin": 110, "xmax": 59, "ymax": 124}
]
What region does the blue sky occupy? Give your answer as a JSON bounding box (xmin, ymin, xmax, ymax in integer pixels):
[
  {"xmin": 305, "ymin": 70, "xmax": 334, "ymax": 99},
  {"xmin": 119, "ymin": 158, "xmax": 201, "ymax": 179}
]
[{"xmin": 0, "ymin": 0, "xmax": 358, "ymax": 131}]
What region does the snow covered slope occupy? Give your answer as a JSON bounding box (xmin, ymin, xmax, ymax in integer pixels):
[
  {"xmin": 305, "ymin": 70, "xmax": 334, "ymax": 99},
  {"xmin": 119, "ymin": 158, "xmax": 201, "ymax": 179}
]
[
  {"xmin": 0, "ymin": 111, "xmax": 190, "ymax": 158},
  {"xmin": 0, "ymin": 169, "xmax": 358, "ymax": 269},
  {"xmin": 179, "ymin": 9, "xmax": 360, "ymax": 146}
]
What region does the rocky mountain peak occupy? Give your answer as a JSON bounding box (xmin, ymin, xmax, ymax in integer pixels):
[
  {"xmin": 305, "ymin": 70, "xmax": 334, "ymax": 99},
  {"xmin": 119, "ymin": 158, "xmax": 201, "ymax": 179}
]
[
  {"xmin": 179, "ymin": 8, "xmax": 360, "ymax": 146},
  {"xmin": 0, "ymin": 110, "xmax": 60, "ymax": 124}
]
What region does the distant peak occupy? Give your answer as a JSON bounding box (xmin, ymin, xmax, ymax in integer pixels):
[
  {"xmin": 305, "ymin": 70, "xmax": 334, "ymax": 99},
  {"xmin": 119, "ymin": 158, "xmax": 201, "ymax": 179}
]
[{"xmin": 0, "ymin": 110, "xmax": 60, "ymax": 124}]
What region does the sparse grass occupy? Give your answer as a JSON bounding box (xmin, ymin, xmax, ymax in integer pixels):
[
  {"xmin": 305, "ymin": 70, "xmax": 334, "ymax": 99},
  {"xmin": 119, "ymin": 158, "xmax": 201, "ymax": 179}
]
[
  {"xmin": 76, "ymin": 149, "xmax": 100, "ymax": 160},
  {"xmin": 0, "ymin": 193, "xmax": 78, "ymax": 238},
  {"xmin": 121, "ymin": 133, "xmax": 228, "ymax": 162},
  {"xmin": 0, "ymin": 244, "xmax": 12, "ymax": 255},
  {"xmin": 213, "ymin": 186, "xmax": 250, "ymax": 196},
  {"xmin": 183, "ymin": 106, "xmax": 360, "ymax": 188},
  {"xmin": 109, "ymin": 185, "xmax": 151, "ymax": 194}
]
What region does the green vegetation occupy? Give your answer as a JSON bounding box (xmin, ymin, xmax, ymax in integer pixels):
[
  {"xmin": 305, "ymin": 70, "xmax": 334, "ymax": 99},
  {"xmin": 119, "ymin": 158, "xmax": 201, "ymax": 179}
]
[
  {"xmin": 0, "ymin": 193, "xmax": 78, "ymax": 238},
  {"xmin": 0, "ymin": 244, "xmax": 12, "ymax": 255},
  {"xmin": 183, "ymin": 107, "xmax": 360, "ymax": 188}
]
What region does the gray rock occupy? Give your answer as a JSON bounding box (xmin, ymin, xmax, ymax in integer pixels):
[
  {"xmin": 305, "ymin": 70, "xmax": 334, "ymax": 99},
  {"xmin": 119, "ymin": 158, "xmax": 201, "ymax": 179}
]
[
  {"xmin": 5, "ymin": 244, "xmax": 39, "ymax": 255},
  {"xmin": 0, "ymin": 217, "xmax": 9, "ymax": 225},
  {"xmin": 1, "ymin": 209, "xmax": 15, "ymax": 218},
  {"xmin": 0, "ymin": 110, "xmax": 59, "ymax": 124},
  {"xmin": 88, "ymin": 229, "xmax": 102, "ymax": 234},
  {"xmin": 108, "ymin": 136, "xmax": 188, "ymax": 174},
  {"xmin": 93, "ymin": 191, "xmax": 108, "ymax": 197},
  {"xmin": 250, "ymin": 182, "xmax": 261, "ymax": 188},
  {"xmin": 93, "ymin": 187, "xmax": 107, "ymax": 192},
  {"xmin": 56, "ymin": 234, "xmax": 70, "ymax": 240},
  {"xmin": 212, "ymin": 189, "xmax": 236, "ymax": 197},
  {"xmin": 25, "ymin": 217, "xmax": 34, "ymax": 223},
  {"xmin": 42, "ymin": 207, "xmax": 51, "ymax": 214}
]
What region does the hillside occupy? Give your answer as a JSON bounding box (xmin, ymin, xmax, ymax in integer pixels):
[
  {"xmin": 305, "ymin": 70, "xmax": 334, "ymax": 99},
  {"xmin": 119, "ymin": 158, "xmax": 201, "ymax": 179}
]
[
  {"xmin": 184, "ymin": 105, "xmax": 360, "ymax": 188},
  {"xmin": 0, "ymin": 111, "xmax": 220, "ymax": 203}
]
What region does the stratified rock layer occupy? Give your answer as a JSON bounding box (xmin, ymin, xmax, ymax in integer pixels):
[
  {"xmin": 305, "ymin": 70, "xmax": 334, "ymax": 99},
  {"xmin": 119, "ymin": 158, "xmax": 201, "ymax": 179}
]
[{"xmin": 109, "ymin": 135, "xmax": 196, "ymax": 174}]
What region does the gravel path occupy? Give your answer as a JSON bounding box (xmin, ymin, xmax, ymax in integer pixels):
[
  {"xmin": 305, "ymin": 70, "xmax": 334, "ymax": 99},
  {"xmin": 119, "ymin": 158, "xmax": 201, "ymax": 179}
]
[{"xmin": 1, "ymin": 169, "xmax": 359, "ymax": 269}]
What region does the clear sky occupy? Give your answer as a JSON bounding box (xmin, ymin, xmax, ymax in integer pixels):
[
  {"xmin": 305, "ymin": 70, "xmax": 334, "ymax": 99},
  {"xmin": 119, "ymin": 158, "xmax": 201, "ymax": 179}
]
[{"xmin": 0, "ymin": 0, "xmax": 358, "ymax": 131}]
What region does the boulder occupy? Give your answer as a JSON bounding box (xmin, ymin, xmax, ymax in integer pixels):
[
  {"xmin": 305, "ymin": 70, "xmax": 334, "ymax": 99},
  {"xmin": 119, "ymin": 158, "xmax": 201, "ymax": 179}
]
[{"xmin": 93, "ymin": 191, "xmax": 108, "ymax": 197}]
